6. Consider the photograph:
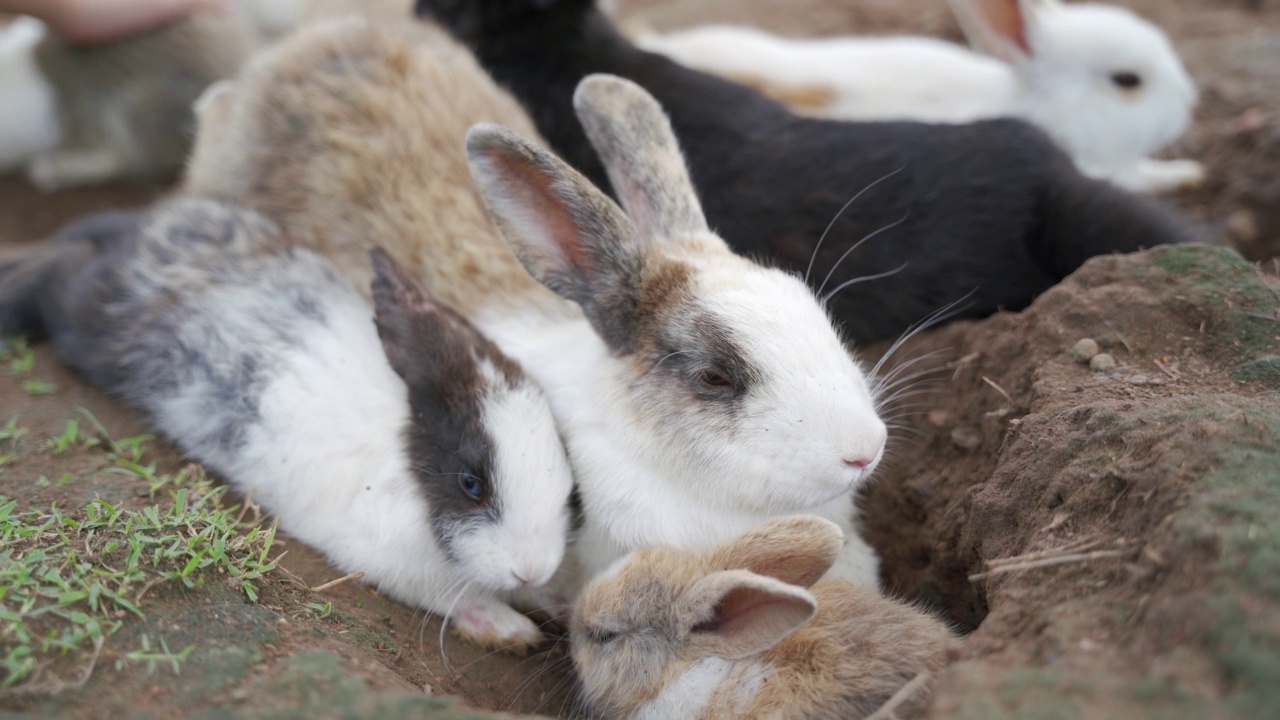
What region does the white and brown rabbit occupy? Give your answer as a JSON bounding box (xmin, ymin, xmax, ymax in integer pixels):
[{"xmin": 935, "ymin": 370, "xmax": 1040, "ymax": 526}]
[
  {"xmin": 185, "ymin": 18, "xmax": 890, "ymax": 591},
  {"xmin": 0, "ymin": 198, "xmax": 575, "ymax": 652},
  {"xmin": 635, "ymin": 0, "xmax": 1202, "ymax": 194},
  {"xmin": 571, "ymin": 515, "xmax": 959, "ymax": 719},
  {"xmin": 0, "ymin": 0, "xmax": 306, "ymax": 190}
]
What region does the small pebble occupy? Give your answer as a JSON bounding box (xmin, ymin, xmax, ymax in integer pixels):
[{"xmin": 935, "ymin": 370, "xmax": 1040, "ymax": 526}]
[
  {"xmin": 1071, "ymin": 338, "xmax": 1099, "ymax": 364},
  {"xmin": 1090, "ymin": 353, "xmax": 1117, "ymax": 371},
  {"xmin": 927, "ymin": 409, "xmax": 952, "ymax": 427},
  {"xmin": 950, "ymin": 427, "xmax": 981, "ymax": 451}
]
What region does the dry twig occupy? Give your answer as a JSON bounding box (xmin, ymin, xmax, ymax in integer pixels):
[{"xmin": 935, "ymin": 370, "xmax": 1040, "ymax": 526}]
[
  {"xmin": 969, "ymin": 550, "xmax": 1127, "ymax": 581},
  {"xmin": 311, "ymin": 571, "xmax": 365, "ymax": 593}
]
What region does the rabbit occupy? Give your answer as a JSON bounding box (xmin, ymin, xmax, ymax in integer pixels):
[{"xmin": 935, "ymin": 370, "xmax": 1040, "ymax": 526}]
[
  {"xmin": 0, "ymin": 197, "xmax": 576, "ymax": 653},
  {"xmin": 571, "ymin": 515, "xmax": 959, "ymax": 719},
  {"xmin": 412, "ymin": 0, "xmax": 1201, "ymax": 345},
  {"xmin": 0, "ymin": 0, "xmax": 303, "ymax": 191},
  {"xmin": 634, "ymin": 0, "xmax": 1204, "ymax": 194},
  {"xmin": 183, "ymin": 18, "xmax": 890, "ymax": 590}
]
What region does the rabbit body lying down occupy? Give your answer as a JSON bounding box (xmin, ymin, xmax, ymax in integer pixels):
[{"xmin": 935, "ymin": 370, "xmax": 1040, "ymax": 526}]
[
  {"xmin": 0, "ymin": 199, "xmax": 575, "ymax": 652},
  {"xmin": 186, "ymin": 18, "xmax": 890, "ymax": 592},
  {"xmin": 636, "ymin": 0, "xmax": 1203, "ymax": 194},
  {"xmin": 572, "ymin": 516, "xmax": 959, "ymax": 719},
  {"xmin": 412, "ymin": 0, "xmax": 1199, "ymax": 346},
  {"xmin": 0, "ymin": 0, "xmax": 307, "ymax": 191}
]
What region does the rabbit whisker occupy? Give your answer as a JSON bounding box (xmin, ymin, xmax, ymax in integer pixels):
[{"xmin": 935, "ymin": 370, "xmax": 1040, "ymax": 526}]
[
  {"xmin": 804, "ymin": 164, "xmax": 906, "ymax": 285},
  {"xmin": 822, "ymin": 260, "xmax": 911, "ymax": 307},
  {"xmin": 868, "ymin": 291, "xmax": 976, "ymax": 383}
]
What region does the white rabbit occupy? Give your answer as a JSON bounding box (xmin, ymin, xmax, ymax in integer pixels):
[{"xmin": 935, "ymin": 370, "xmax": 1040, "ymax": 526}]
[
  {"xmin": 184, "ymin": 19, "xmax": 890, "ymax": 593},
  {"xmin": 0, "ymin": 200, "xmax": 575, "ymax": 653},
  {"xmin": 571, "ymin": 515, "xmax": 958, "ymax": 719},
  {"xmin": 636, "ymin": 0, "xmax": 1203, "ymax": 194}
]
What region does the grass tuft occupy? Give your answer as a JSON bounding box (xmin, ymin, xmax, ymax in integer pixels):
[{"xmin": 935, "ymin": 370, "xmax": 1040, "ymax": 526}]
[{"xmin": 0, "ymin": 436, "xmax": 278, "ymax": 691}]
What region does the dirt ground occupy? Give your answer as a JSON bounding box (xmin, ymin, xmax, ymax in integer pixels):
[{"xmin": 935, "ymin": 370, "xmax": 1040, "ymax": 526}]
[{"xmin": 1, "ymin": 1, "xmax": 1279, "ymax": 718}]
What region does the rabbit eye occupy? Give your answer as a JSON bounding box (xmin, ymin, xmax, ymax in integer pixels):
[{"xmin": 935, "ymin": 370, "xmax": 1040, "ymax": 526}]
[
  {"xmin": 586, "ymin": 627, "xmax": 620, "ymax": 644},
  {"xmin": 457, "ymin": 473, "xmax": 486, "ymax": 502},
  {"xmin": 695, "ymin": 368, "xmax": 733, "ymax": 389},
  {"xmin": 1110, "ymin": 72, "xmax": 1143, "ymax": 90}
]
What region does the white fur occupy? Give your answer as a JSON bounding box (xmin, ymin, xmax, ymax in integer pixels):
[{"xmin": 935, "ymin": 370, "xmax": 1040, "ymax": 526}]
[
  {"xmin": 0, "ymin": 18, "xmax": 61, "ymax": 173},
  {"xmin": 476, "ymin": 248, "xmax": 887, "ymax": 590},
  {"xmin": 472, "ymin": 357, "xmax": 576, "ymax": 588},
  {"xmin": 154, "ymin": 253, "xmax": 570, "ymax": 644},
  {"xmin": 234, "ymin": 0, "xmax": 308, "ymax": 36},
  {"xmin": 637, "ymin": 0, "xmax": 1202, "ymax": 193},
  {"xmin": 638, "ymin": 26, "xmax": 1019, "ymax": 123},
  {"xmin": 636, "ymin": 657, "xmax": 772, "ymax": 720}
]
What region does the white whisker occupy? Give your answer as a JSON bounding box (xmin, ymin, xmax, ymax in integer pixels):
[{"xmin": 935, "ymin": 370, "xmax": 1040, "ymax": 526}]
[{"xmin": 805, "ymin": 165, "xmax": 906, "ymax": 284}]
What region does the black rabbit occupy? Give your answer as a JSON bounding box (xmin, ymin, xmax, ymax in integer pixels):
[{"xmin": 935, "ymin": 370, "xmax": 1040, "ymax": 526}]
[{"xmin": 414, "ymin": 0, "xmax": 1201, "ymax": 343}]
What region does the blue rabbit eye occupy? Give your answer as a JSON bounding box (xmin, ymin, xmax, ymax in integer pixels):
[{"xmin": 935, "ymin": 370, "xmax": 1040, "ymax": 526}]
[{"xmin": 458, "ymin": 473, "xmax": 485, "ymax": 501}]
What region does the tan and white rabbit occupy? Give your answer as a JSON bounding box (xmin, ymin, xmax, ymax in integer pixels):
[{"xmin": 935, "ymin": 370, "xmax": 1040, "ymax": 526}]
[
  {"xmin": 0, "ymin": 199, "xmax": 574, "ymax": 653},
  {"xmin": 636, "ymin": 0, "xmax": 1202, "ymax": 193},
  {"xmin": 0, "ymin": 0, "xmax": 305, "ymax": 191},
  {"xmin": 571, "ymin": 515, "xmax": 959, "ymax": 719},
  {"xmin": 186, "ymin": 19, "xmax": 889, "ymax": 591}
]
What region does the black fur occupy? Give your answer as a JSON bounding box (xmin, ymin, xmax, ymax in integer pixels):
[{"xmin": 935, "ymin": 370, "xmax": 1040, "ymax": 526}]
[
  {"xmin": 370, "ymin": 247, "xmax": 512, "ymax": 556},
  {"xmin": 415, "ymin": 0, "xmax": 1202, "ymax": 342}
]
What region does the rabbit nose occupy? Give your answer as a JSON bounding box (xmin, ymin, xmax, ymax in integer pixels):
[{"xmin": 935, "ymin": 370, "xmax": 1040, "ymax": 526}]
[
  {"xmin": 513, "ymin": 562, "xmax": 548, "ymax": 586},
  {"xmin": 843, "ymin": 457, "xmax": 871, "ymax": 470}
]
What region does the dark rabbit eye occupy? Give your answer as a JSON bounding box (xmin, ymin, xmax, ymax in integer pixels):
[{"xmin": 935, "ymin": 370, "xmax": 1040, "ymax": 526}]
[
  {"xmin": 1111, "ymin": 72, "xmax": 1143, "ymax": 90},
  {"xmin": 457, "ymin": 473, "xmax": 485, "ymax": 502},
  {"xmin": 587, "ymin": 627, "xmax": 620, "ymax": 644},
  {"xmin": 695, "ymin": 368, "xmax": 732, "ymax": 389}
]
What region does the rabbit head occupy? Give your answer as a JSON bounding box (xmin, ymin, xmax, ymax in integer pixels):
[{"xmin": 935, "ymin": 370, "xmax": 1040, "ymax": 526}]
[
  {"xmin": 370, "ymin": 247, "xmax": 574, "ymax": 591},
  {"xmin": 952, "ymin": 0, "xmax": 1196, "ymax": 167},
  {"xmin": 466, "ymin": 75, "xmax": 887, "ymax": 517},
  {"xmin": 570, "ymin": 515, "xmax": 844, "ymax": 718}
]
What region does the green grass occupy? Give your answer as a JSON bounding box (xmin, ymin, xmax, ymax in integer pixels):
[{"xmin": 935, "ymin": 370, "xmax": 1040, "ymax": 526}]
[
  {"xmin": 0, "ymin": 434, "xmax": 280, "ymax": 691},
  {"xmin": 3, "ymin": 338, "xmax": 34, "ymax": 376}
]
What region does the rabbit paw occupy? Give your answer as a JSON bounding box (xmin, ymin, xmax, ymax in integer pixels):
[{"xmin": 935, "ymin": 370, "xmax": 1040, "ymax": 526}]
[
  {"xmin": 1133, "ymin": 158, "xmax": 1206, "ymax": 193},
  {"xmin": 27, "ymin": 148, "xmax": 125, "ymax": 192},
  {"xmin": 451, "ymin": 599, "xmax": 544, "ymax": 654},
  {"xmin": 1096, "ymin": 158, "xmax": 1206, "ymax": 194}
]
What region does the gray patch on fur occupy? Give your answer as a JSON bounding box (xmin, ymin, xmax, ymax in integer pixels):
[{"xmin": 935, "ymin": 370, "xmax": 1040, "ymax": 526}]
[{"xmin": 34, "ymin": 198, "xmax": 347, "ymax": 464}]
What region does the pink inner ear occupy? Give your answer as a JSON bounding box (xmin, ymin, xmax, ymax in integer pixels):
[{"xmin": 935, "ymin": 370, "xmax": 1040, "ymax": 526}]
[
  {"xmin": 695, "ymin": 582, "xmax": 816, "ymax": 660},
  {"xmin": 490, "ymin": 150, "xmax": 593, "ymax": 274},
  {"xmin": 971, "ymin": 0, "xmax": 1031, "ymax": 54}
]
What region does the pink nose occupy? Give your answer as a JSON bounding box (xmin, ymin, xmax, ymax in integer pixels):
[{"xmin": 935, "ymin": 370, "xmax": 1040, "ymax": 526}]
[{"xmin": 843, "ymin": 458, "xmax": 871, "ymax": 470}]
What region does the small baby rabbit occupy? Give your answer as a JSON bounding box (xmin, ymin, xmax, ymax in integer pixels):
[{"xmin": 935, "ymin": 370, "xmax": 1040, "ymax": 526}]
[
  {"xmin": 413, "ymin": 0, "xmax": 1198, "ymax": 344},
  {"xmin": 635, "ymin": 0, "xmax": 1202, "ymax": 194},
  {"xmin": 0, "ymin": 198, "xmax": 575, "ymax": 652},
  {"xmin": 572, "ymin": 515, "xmax": 959, "ymax": 719},
  {"xmin": 185, "ymin": 18, "xmax": 889, "ymax": 590},
  {"xmin": 0, "ymin": 1, "xmax": 302, "ymax": 191}
]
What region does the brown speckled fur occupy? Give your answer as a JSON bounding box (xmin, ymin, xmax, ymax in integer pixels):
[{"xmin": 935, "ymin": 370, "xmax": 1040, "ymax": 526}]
[
  {"xmin": 573, "ymin": 516, "xmax": 959, "ymax": 719},
  {"xmin": 185, "ymin": 18, "xmax": 571, "ymax": 321}
]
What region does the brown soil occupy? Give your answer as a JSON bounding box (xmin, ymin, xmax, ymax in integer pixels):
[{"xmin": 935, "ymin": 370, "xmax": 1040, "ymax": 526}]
[{"xmin": 2, "ymin": 1, "xmax": 1279, "ymax": 718}]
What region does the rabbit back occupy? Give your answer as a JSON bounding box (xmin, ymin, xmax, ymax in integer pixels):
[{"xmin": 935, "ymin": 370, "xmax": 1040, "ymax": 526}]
[
  {"xmin": 185, "ymin": 18, "xmax": 564, "ymax": 321},
  {"xmin": 637, "ymin": 24, "xmax": 1018, "ymax": 123}
]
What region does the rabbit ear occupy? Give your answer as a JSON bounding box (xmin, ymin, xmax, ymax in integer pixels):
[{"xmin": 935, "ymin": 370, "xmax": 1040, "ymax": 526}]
[
  {"xmin": 572, "ymin": 74, "xmax": 710, "ymax": 242},
  {"xmin": 370, "ymin": 246, "xmax": 485, "ymax": 390},
  {"xmin": 711, "ymin": 516, "xmax": 845, "ymax": 589},
  {"xmin": 466, "ymin": 123, "xmax": 649, "ymax": 351},
  {"xmin": 949, "ymin": 0, "xmax": 1046, "ymax": 62},
  {"xmin": 683, "ymin": 570, "xmax": 816, "ymax": 661}
]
